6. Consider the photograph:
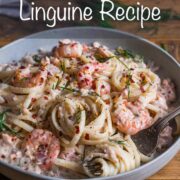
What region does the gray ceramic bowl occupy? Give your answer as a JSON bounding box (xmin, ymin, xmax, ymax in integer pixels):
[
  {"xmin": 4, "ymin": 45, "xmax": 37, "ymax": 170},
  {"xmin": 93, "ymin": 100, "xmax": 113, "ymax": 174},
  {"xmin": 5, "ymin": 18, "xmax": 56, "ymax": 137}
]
[{"xmin": 0, "ymin": 27, "xmax": 179, "ymax": 180}]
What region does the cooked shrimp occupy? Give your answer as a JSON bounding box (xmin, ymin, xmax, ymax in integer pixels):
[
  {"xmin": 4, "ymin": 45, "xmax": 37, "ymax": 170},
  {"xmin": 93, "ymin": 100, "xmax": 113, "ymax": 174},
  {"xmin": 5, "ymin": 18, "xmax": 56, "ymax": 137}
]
[
  {"xmin": 77, "ymin": 64, "xmax": 95, "ymax": 88},
  {"xmin": 24, "ymin": 129, "xmax": 60, "ymax": 170},
  {"xmin": 53, "ymin": 41, "xmax": 83, "ymax": 58},
  {"xmin": 77, "ymin": 63, "xmax": 108, "ymax": 89},
  {"xmin": 112, "ymin": 99, "xmax": 152, "ymax": 135},
  {"xmin": 11, "ymin": 66, "xmax": 47, "ymax": 88}
]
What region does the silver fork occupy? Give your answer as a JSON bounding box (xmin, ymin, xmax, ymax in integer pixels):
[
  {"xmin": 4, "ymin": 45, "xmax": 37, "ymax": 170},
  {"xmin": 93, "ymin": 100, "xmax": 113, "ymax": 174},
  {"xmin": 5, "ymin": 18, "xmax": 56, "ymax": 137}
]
[{"xmin": 131, "ymin": 106, "xmax": 180, "ymax": 156}]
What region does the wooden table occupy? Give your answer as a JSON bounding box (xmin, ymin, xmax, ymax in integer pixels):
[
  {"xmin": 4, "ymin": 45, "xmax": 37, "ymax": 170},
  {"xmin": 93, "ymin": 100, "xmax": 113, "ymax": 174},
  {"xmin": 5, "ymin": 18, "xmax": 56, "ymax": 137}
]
[{"xmin": 0, "ymin": 0, "xmax": 179, "ymax": 179}]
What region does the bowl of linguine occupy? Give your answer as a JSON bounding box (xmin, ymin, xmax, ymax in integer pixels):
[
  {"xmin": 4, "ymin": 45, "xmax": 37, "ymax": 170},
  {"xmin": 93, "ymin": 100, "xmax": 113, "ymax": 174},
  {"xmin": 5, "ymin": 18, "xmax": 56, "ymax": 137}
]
[{"xmin": 0, "ymin": 27, "xmax": 179, "ymax": 180}]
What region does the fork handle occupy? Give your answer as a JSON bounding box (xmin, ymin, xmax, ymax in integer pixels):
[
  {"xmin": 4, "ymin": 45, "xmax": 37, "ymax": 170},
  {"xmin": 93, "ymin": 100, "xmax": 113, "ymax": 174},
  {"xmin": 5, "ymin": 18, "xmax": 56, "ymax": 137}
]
[{"xmin": 154, "ymin": 106, "xmax": 180, "ymax": 133}]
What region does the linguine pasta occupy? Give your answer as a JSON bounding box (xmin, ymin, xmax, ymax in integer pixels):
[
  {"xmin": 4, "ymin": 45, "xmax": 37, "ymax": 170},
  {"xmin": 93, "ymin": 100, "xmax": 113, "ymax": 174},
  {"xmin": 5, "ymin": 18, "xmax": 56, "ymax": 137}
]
[{"xmin": 0, "ymin": 40, "xmax": 176, "ymax": 178}]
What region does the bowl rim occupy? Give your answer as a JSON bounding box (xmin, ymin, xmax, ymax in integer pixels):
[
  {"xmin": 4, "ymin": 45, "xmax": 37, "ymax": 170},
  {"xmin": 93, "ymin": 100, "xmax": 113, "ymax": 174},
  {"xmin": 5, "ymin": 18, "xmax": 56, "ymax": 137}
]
[{"xmin": 0, "ymin": 26, "xmax": 180, "ymax": 180}]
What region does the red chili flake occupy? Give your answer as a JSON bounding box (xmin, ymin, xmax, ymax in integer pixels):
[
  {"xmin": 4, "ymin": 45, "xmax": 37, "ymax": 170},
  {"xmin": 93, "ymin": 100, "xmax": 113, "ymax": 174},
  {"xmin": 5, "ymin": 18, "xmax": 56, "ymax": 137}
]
[
  {"xmin": 85, "ymin": 133, "xmax": 90, "ymax": 140},
  {"xmin": 44, "ymin": 96, "xmax": 48, "ymax": 100},
  {"xmin": 32, "ymin": 114, "xmax": 38, "ymax": 119},
  {"xmin": 124, "ymin": 101, "xmax": 128, "ymax": 106},
  {"xmin": 45, "ymin": 91, "xmax": 50, "ymax": 94},
  {"xmin": 140, "ymin": 73, "xmax": 146, "ymax": 80},
  {"xmin": 20, "ymin": 66, "xmax": 26, "ymax": 69},
  {"xmin": 75, "ymin": 126, "xmax": 80, "ymax": 134},
  {"xmin": 130, "ymin": 78, "xmax": 135, "ymax": 83},
  {"xmin": 12, "ymin": 137, "xmax": 16, "ymax": 142},
  {"xmin": 78, "ymin": 73, "xmax": 82, "ymax": 77},
  {"xmin": 84, "ymin": 78, "xmax": 90, "ymax": 85},
  {"xmin": 95, "ymin": 68, "xmax": 98, "ymax": 72},
  {"xmin": 40, "ymin": 77, "xmax": 44, "ymax": 84},
  {"xmin": 105, "ymin": 99, "xmax": 110, "ymax": 105},
  {"xmin": 92, "ymin": 83, "xmax": 96, "ymax": 90},
  {"xmin": 47, "ymin": 72, "xmax": 51, "ymax": 76},
  {"xmin": 101, "ymin": 85, "xmax": 105, "ymax": 89},
  {"xmin": 65, "ymin": 76, "xmax": 70, "ymax": 80},
  {"xmin": 84, "ymin": 78, "xmax": 89, "ymax": 82},
  {"xmin": 140, "ymin": 86, "xmax": 145, "ymax": 93},
  {"xmin": 85, "ymin": 66, "xmax": 89, "ymax": 70},
  {"xmin": 132, "ymin": 101, "xmax": 136, "ymax": 105},
  {"xmin": 71, "ymin": 43, "xmax": 77, "ymax": 47},
  {"xmin": 31, "ymin": 98, "xmax": 37, "ymax": 103}
]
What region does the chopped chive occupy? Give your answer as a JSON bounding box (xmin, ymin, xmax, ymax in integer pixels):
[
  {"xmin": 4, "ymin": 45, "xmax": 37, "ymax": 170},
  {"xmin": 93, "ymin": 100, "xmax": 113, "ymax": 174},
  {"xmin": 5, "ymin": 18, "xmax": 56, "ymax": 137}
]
[
  {"xmin": 88, "ymin": 91, "xmax": 101, "ymax": 97},
  {"xmin": 116, "ymin": 48, "xmax": 135, "ymax": 59},
  {"xmin": 126, "ymin": 72, "xmax": 132, "ymax": 99},
  {"xmin": 0, "ymin": 111, "xmax": 18, "ymax": 135},
  {"xmin": 94, "ymin": 53, "xmax": 114, "ymax": 63},
  {"xmin": 60, "ymin": 82, "xmax": 101, "ymax": 97},
  {"xmin": 116, "ymin": 48, "xmax": 144, "ymax": 63},
  {"xmin": 60, "ymin": 62, "xmax": 66, "ymax": 72},
  {"xmin": 109, "ymin": 139, "xmax": 125, "ymax": 145}
]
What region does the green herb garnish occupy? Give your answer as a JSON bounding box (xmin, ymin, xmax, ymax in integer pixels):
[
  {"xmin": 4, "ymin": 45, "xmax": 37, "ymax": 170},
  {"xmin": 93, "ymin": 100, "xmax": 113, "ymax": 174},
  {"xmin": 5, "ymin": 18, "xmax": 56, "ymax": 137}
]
[
  {"xmin": 74, "ymin": 109, "xmax": 84, "ymax": 124},
  {"xmin": 109, "ymin": 139, "xmax": 125, "ymax": 145},
  {"xmin": 60, "ymin": 82, "xmax": 101, "ymax": 97},
  {"xmin": 52, "ymin": 78, "xmax": 60, "ymax": 90},
  {"xmin": 60, "ymin": 61, "xmax": 66, "ymax": 72},
  {"xmin": 116, "ymin": 48, "xmax": 144, "ymax": 63},
  {"xmin": 88, "ymin": 91, "xmax": 101, "ymax": 97},
  {"xmin": 94, "ymin": 53, "xmax": 114, "ymax": 63},
  {"xmin": 52, "ymin": 83, "xmax": 57, "ymax": 90},
  {"xmin": 133, "ymin": 55, "xmax": 144, "ymax": 63},
  {"xmin": 33, "ymin": 55, "xmax": 41, "ymax": 63},
  {"xmin": 126, "ymin": 72, "xmax": 132, "ymax": 99},
  {"xmin": 118, "ymin": 58, "xmax": 130, "ymax": 70},
  {"xmin": 62, "ymin": 87, "xmax": 80, "ymax": 93},
  {"xmin": 115, "ymin": 57, "xmax": 132, "ymax": 99},
  {"xmin": 113, "ymin": 50, "xmax": 133, "ymax": 99},
  {"xmin": 116, "ymin": 48, "xmax": 135, "ymax": 59},
  {"xmin": 0, "ymin": 111, "xmax": 18, "ymax": 135},
  {"xmin": 21, "ymin": 77, "xmax": 29, "ymax": 82},
  {"xmin": 61, "ymin": 81, "xmax": 71, "ymax": 91}
]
